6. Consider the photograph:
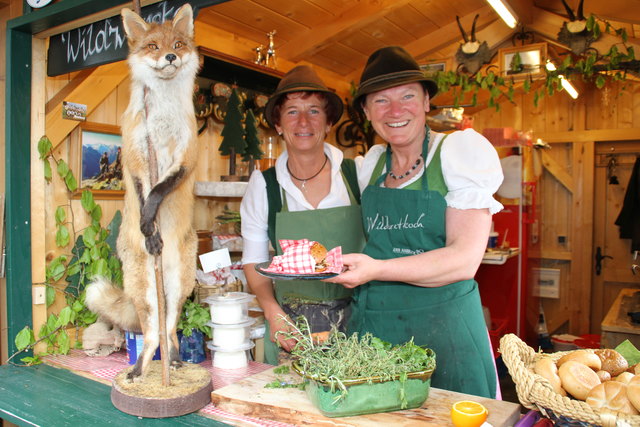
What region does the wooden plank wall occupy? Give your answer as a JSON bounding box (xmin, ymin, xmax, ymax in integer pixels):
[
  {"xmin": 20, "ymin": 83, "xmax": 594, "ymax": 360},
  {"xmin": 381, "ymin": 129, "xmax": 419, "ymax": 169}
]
[{"xmin": 473, "ymin": 80, "xmax": 640, "ymax": 336}]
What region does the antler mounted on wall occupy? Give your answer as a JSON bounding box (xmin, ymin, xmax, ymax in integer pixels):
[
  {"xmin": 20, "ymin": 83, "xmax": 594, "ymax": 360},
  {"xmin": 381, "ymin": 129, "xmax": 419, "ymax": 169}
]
[
  {"xmin": 454, "ymin": 14, "xmax": 492, "ymax": 75},
  {"xmin": 557, "ymin": 0, "xmax": 596, "ymax": 55}
]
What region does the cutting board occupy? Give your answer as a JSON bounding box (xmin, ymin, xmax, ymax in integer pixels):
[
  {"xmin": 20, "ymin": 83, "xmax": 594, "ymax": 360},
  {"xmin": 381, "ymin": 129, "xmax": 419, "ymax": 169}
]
[{"xmin": 211, "ymin": 366, "xmax": 521, "ymax": 426}]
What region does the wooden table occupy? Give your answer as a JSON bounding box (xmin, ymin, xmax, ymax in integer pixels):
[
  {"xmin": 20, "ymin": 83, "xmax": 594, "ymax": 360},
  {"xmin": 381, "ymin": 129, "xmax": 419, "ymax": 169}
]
[
  {"xmin": 601, "ymin": 288, "xmax": 640, "ymax": 349},
  {"xmin": 211, "ymin": 365, "xmax": 522, "ymax": 426}
]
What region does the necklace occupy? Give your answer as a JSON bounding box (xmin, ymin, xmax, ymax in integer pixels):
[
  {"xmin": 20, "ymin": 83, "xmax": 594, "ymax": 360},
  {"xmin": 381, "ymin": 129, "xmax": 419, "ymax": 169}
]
[
  {"xmin": 388, "ymin": 154, "xmax": 423, "ymax": 180},
  {"xmin": 287, "ymin": 154, "xmax": 328, "ymax": 191}
]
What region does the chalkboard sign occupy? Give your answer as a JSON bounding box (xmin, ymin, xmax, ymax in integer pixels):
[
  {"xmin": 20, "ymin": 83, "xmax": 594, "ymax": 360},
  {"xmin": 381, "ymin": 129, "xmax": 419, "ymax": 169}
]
[{"xmin": 47, "ymin": 0, "xmax": 228, "ymax": 76}]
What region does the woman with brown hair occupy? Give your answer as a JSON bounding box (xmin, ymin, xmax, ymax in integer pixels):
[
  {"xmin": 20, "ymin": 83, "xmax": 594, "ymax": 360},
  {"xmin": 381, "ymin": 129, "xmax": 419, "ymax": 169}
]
[{"xmin": 241, "ymin": 65, "xmax": 364, "ymax": 365}]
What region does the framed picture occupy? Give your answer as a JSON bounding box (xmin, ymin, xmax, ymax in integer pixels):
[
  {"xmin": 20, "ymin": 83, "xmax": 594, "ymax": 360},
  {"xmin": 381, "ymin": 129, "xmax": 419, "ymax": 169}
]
[
  {"xmin": 499, "ymin": 42, "xmax": 547, "ymax": 80},
  {"xmin": 76, "ymin": 122, "xmax": 124, "ymax": 199},
  {"xmin": 420, "ymin": 59, "xmax": 450, "ymax": 76}
]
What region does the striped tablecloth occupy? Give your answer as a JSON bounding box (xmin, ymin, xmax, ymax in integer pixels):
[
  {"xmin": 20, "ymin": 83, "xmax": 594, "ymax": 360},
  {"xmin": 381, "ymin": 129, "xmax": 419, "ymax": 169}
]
[{"xmin": 44, "ymin": 349, "xmax": 295, "ymax": 426}]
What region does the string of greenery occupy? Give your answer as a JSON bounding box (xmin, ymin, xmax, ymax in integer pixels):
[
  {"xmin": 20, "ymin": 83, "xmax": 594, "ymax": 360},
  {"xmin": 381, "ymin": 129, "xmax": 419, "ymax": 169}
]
[{"xmin": 432, "ymin": 15, "xmax": 636, "ymax": 111}]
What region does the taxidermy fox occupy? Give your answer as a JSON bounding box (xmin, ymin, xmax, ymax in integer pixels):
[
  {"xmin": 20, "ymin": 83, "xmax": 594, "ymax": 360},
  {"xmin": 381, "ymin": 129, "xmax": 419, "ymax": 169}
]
[{"xmin": 85, "ymin": 4, "xmax": 199, "ymax": 381}]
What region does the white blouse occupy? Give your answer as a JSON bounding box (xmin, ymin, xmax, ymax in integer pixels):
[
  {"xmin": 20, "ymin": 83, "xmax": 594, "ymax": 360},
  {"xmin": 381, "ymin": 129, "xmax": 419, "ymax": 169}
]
[
  {"xmin": 356, "ymin": 128, "xmax": 504, "ymax": 214},
  {"xmin": 241, "ymin": 143, "xmax": 353, "ymax": 265}
]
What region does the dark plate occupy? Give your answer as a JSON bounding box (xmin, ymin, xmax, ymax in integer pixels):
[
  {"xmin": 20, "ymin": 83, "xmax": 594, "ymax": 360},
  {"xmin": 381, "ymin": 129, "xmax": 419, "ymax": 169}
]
[{"xmin": 254, "ymin": 261, "xmax": 340, "ymax": 280}]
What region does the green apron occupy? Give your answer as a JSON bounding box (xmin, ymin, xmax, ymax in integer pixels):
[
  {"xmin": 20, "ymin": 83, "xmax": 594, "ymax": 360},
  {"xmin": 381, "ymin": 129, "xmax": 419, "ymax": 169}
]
[
  {"xmin": 264, "ymin": 172, "xmax": 365, "ymax": 365},
  {"xmin": 348, "ymin": 131, "xmax": 497, "ymax": 398}
]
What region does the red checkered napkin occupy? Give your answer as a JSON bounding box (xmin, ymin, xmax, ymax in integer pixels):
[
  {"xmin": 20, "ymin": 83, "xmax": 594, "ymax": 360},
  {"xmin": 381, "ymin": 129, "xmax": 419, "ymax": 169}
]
[{"xmin": 264, "ymin": 239, "xmax": 343, "ymax": 274}]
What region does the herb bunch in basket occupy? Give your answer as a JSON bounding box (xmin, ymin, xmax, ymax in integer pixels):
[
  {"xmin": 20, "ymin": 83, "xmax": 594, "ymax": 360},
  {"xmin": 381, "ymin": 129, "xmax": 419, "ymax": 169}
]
[{"xmin": 276, "ymin": 316, "xmax": 436, "ymax": 403}]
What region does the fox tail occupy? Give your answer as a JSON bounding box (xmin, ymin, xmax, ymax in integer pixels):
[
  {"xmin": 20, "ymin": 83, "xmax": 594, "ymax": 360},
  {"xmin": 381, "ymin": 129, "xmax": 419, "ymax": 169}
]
[{"xmin": 85, "ymin": 277, "xmax": 141, "ymax": 332}]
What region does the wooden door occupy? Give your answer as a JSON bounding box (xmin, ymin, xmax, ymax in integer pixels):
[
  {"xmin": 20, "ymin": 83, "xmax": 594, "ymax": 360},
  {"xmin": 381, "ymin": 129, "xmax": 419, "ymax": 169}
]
[{"xmin": 591, "ymin": 141, "xmax": 640, "ymax": 333}]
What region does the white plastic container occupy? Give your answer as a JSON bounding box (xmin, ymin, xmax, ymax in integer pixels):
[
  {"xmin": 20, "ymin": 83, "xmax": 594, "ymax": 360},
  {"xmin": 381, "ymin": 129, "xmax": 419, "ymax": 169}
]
[
  {"xmin": 203, "ymin": 292, "xmax": 255, "ymax": 324},
  {"xmin": 208, "ymin": 318, "xmax": 255, "ymax": 347},
  {"xmin": 207, "ymin": 341, "xmax": 255, "ymax": 369}
]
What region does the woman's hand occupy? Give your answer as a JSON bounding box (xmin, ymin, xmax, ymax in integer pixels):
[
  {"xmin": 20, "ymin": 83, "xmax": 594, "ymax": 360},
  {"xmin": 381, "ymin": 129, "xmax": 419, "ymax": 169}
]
[
  {"xmin": 266, "ymin": 310, "xmax": 298, "ymax": 352},
  {"xmin": 324, "ymin": 253, "xmax": 379, "ymax": 288}
]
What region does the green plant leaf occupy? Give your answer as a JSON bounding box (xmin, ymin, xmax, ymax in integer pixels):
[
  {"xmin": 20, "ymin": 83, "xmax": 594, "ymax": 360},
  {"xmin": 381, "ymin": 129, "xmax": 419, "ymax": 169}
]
[
  {"xmin": 91, "ymin": 204, "xmax": 102, "ymax": 222},
  {"xmin": 83, "ymin": 227, "xmax": 97, "ymax": 248},
  {"xmin": 57, "ymin": 306, "xmax": 74, "ymax": 327},
  {"xmin": 15, "ymin": 326, "xmax": 35, "ymax": 350},
  {"xmin": 43, "ymin": 160, "xmax": 52, "ymax": 182},
  {"xmin": 91, "ymin": 258, "xmax": 109, "ymax": 277},
  {"xmin": 46, "ymin": 285, "xmax": 56, "ymax": 307},
  {"xmin": 57, "ymin": 160, "xmax": 70, "ymax": 179},
  {"xmin": 47, "ymin": 257, "xmax": 67, "ymax": 282},
  {"xmin": 65, "ymin": 174, "xmax": 78, "ymax": 192},
  {"xmin": 57, "ymin": 330, "xmax": 70, "ymax": 354},
  {"xmin": 56, "ymin": 224, "xmax": 70, "ymax": 247},
  {"xmin": 596, "ymin": 75, "xmax": 606, "ymax": 88},
  {"xmin": 37, "ymin": 136, "xmax": 53, "ymax": 159},
  {"xmin": 80, "ymin": 190, "xmax": 96, "ymax": 212},
  {"xmin": 55, "ymin": 206, "xmax": 66, "ymax": 224},
  {"xmin": 20, "ymin": 356, "xmax": 43, "ymax": 365}
]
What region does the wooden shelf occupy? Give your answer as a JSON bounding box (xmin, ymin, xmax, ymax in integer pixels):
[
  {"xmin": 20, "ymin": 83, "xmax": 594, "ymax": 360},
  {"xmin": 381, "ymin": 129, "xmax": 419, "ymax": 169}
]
[
  {"xmin": 194, "ymin": 181, "xmax": 248, "ymax": 198},
  {"xmin": 481, "ymin": 248, "xmax": 520, "ymax": 265}
]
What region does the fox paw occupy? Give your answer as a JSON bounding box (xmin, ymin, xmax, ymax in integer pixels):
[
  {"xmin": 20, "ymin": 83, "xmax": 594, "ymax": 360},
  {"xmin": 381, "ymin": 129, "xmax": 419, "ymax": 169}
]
[
  {"xmin": 145, "ymin": 232, "xmax": 163, "ymax": 255},
  {"xmin": 140, "ymin": 218, "xmax": 156, "ymax": 237}
]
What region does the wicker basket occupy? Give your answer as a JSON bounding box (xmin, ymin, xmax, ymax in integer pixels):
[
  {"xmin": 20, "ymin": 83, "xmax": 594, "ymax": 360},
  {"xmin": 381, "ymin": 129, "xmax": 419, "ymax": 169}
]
[
  {"xmin": 499, "ymin": 333, "xmax": 640, "ymax": 427},
  {"xmin": 195, "ymin": 279, "xmax": 243, "ymax": 303}
]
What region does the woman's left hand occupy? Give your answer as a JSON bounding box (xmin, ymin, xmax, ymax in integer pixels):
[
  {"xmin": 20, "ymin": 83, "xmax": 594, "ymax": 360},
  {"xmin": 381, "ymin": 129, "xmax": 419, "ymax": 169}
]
[{"xmin": 324, "ymin": 253, "xmax": 379, "ymax": 288}]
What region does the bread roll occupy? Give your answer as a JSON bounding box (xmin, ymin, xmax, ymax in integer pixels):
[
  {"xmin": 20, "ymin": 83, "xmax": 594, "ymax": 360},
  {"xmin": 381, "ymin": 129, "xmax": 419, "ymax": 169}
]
[
  {"xmin": 557, "ymin": 350, "xmax": 602, "ymax": 371},
  {"xmin": 595, "ymin": 348, "xmax": 629, "ymax": 376},
  {"xmin": 310, "ymin": 242, "xmax": 328, "ymax": 271},
  {"xmin": 615, "ymin": 372, "xmax": 635, "ymax": 384},
  {"xmin": 558, "ymin": 361, "xmax": 601, "ymax": 400},
  {"xmin": 628, "ymin": 374, "xmax": 640, "ymax": 412},
  {"xmin": 586, "ymin": 381, "xmax": 639, "ymax": 415},
  {"xmin": 534, "ymin": 358, "xmax": 566, "ymax": 396},
  {"xmin": 596, "ymin": 370, "xmax": 612, "ymax": 382}
]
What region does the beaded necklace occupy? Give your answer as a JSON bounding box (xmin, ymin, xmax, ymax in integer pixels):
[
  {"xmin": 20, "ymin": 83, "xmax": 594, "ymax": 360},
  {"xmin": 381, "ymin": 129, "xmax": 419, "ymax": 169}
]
[{"xmin": 388, "ymin": 154, "xmax": 423, "ymax": 180}]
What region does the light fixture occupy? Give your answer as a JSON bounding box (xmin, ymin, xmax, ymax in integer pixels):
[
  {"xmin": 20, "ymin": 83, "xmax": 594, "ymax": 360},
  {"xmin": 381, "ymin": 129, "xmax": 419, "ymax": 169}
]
[
  {"xmin": 486, "ymin": 0, "xmax": 518, "ymax": 29},
  {"xmin": 545, "ymin": 61, "xmax": 579, "ymax": 99}
]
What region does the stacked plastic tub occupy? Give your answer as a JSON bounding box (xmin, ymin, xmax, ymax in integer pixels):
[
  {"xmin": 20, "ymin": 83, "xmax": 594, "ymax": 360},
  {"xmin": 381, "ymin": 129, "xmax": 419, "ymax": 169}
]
[{"xmin": 204, "ymin": 292, "xmax": 256, "ymax": 369}]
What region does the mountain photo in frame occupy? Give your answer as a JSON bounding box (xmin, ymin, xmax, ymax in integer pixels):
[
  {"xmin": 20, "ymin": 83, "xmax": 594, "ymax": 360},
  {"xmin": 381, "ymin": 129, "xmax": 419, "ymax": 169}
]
[{"xmin": 78, "ymin": 122, "xmax": 124, "ymax": 198}]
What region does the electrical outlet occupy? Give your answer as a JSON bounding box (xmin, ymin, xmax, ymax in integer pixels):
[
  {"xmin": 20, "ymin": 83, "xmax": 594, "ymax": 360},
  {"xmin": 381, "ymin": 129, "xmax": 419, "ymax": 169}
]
[{"xmin": 33, "ymin": 285, "xmax": 46, "ymax": 305}]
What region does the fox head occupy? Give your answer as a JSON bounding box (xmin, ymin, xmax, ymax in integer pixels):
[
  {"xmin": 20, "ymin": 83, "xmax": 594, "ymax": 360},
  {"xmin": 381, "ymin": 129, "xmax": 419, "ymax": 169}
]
[{"xmin": 121, "ymin": 4, "xmax": 198, "ymax": 81}]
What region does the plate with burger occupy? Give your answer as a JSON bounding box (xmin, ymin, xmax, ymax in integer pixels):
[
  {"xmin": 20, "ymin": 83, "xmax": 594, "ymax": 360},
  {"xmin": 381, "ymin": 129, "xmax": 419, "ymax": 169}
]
[{"xmin": 255, "ymin": 239, "xmax": 344, "ymax": 280}]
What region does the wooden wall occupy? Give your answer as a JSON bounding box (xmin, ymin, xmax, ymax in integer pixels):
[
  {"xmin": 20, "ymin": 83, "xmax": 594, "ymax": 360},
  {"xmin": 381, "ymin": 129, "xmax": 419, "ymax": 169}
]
[{"xmin": 473, "ymin": 80, "xmax": 640, "ymax": 337}]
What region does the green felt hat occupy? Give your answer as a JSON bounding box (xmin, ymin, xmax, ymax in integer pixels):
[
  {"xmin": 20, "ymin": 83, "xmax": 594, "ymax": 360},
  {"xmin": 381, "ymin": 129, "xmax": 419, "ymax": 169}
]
[{"xmin": 353, "ymin": 46, "xmax": 438, "ymax": 113}]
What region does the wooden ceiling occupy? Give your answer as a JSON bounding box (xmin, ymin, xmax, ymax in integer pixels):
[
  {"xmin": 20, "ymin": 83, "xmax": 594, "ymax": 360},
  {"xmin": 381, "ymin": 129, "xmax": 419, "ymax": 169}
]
[{"xmin": 196, "ymin": 0, "xmax": 639, "ymax": 89}]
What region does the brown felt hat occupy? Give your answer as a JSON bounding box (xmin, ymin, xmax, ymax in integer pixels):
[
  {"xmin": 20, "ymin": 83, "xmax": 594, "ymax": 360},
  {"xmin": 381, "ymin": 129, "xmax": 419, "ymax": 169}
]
[
  {"xmin": 264, "ymin": 65, "xmax": 344, "ymax": 128},
  {"xmin": 353, "ymin": 46, "xmax": 438, "ymax": 113}
]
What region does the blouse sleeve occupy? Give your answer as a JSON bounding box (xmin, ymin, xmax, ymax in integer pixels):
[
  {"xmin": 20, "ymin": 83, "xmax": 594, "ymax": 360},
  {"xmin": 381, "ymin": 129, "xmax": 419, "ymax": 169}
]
[
  {"xmin": 355, "ymin": 144, "xmax": 386, "ymax": 193},
  {"xmin": 240, "ymin": 170, "xmax": 271, "ymax": 265},
  {"xmin": 441, "ymin": 128, "xmax": 504, "ymax": 214}
]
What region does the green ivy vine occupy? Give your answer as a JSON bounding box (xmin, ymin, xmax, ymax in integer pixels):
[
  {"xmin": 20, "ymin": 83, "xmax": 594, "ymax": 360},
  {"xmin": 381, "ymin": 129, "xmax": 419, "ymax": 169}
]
[
  {"xmin": 10, "ymin": 136, "xmax": 122, "ymax": 365},
  {"xmin": 432, "ymin": 15, "xmax": 637, "ymax": 111}
]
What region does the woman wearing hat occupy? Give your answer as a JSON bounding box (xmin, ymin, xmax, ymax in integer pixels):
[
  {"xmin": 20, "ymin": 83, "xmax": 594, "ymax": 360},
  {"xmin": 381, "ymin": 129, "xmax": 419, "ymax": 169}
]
[
  {"xmin": 241, "ymin": 65, "xmax": 365, "ymax": 365},
  {"xmin": 326, "ymin": 46, "xmax": 504, "ymax": 398}
]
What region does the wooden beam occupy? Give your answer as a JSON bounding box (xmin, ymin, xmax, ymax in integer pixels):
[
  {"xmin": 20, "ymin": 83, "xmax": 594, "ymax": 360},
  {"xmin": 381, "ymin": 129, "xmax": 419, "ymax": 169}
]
[
  {"xmin": 570, "ymin": 140, "xmax": 595, "ymax": 334},
  {"xmin": 539, "ymin": 128, "xmax": 640, "ymax": 142},
  {"xmin": 541, "ymin": 150, "xmax": 574, "ymax": 193},
  {"xmin": 277, "ymin": 0, "xmax": 411, "ymax": 63},
  {"xmin": 45, "ymin": 61, "xmax": 128, "ymax": 150}
]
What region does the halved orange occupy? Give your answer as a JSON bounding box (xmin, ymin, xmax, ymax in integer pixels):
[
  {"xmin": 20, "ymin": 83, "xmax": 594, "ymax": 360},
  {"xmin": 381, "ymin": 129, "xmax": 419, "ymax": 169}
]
[{"xmin": 451, "ymin": 400, "xmax": 488, "ymax": 427}]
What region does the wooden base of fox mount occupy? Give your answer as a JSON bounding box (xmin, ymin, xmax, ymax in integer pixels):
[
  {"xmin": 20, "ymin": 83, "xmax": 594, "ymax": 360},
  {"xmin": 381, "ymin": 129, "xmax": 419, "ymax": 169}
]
[{"xmin": 111, "ymin": 361, "xmax": 213, "ymax": 418}]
